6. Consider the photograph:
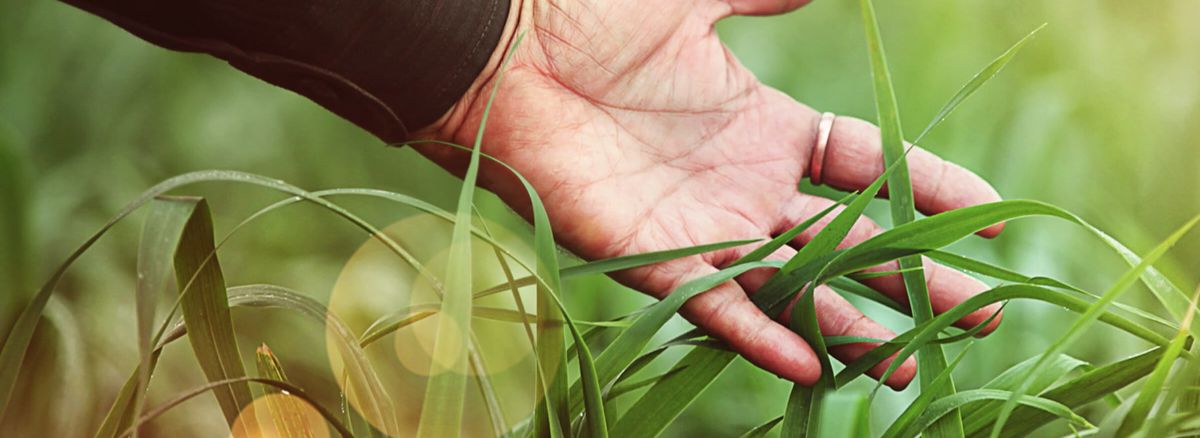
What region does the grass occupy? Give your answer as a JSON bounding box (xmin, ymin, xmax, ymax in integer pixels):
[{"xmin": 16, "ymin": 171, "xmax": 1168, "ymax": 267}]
[{"xmin": 2, "ymin": 1, "xmax": 1200, "ymax": 437}]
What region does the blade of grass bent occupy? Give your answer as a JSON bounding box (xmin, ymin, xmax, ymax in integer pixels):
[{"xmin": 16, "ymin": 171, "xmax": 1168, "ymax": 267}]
[
  {"xmin": 170, "ymin": 197, "xmax": 255, "ymax": 431},
  {"xmin": 858, "ymin": 0, "xmax": 959, "ymax": 433},
  {"xmin": 988, "ymin": 214, "xmax": 1200, "ymax": 438},
  {"xmin": 927, "ymin": 250, "xmax": 1176, "ymax": 331},
  {"xmin": 131, "ymin": 197, "xmax": 197, "ymax": 437}
]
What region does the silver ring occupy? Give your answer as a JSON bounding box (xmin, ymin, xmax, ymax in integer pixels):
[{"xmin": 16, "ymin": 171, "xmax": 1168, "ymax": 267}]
[{"xmin": 810, "ymin": 112, "xmax": 836, "ymax": 185}]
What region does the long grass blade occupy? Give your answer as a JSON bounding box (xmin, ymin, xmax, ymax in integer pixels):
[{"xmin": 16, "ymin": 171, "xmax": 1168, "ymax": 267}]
[
  {"xmin": 927, "ymin": 250, "xmax": 1175, "ymax": 330},
  {"xmin": 858, "ymin": 0, "xmax": 958, "ymax": 430},
  {"xmin": 416, "ymin": 31, "xmax": 525, "ymax": 438}
]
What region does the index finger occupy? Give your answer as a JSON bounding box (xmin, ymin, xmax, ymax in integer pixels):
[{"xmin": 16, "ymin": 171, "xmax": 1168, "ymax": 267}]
[{"xmin": 813, "ymin": 115, "xmax": 1005, "ymax": 237}]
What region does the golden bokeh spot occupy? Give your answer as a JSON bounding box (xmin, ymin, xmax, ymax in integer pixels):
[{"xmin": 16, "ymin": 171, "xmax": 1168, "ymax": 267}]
[
  {"xmin": 230, "ymin": 393, "xmax": 331, "ymax": 438},
  {"xmin": 325, "ymin": 212, "xmax": 553, "ymax": 436}
]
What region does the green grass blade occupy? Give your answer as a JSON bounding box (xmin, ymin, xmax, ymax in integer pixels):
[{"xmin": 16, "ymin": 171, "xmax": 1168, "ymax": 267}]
[
  {"xmin": 739, "ymin": 416, "xmax": 784, "ymax": 438},
  {"xmin": 169, "ymin": 197, "xmax": 254, "ymax": 431},
  {"xmin": 988, "ymin": 214, "xmax": 1200, "ymax": 438},
  {"xmin": 927, "ymin": 250, "xmax": 1175, "ymax": 331},
  {"xmin": 470, "ymin": 209, "xmax": 519, "ymax": 438},
  {"xmin": 782, "ymin": 275, "xmax": 830, "ymax": 437},
  {"xmin": 848, "ymin": 392, "xmax": 873, "ymax": 438},
  {"xmin": 964, "ymin": 346, "xmax": 1167, "ymax": 437},
  {"xmin": 736, "ymin": 193, "xmax": 854, "ymax": 267},
  {"xmin": 416, "ymin": 32, "xmax": 516, "ymax": 438},
  {"xmin": 604, "ymin": 367, "xmax": 686, "ymax": 401},
  {"xmin": 827, "ymin": 277, "xmax": 908, "ymax": 314},
  {"xmin": 911, "ymin": 24, "xmax": 1047, "ymax": 144},
  {"xmin": 255, "ymin": 344, "xmax": 317, "ymax": 438},
  {"xmin": 1116, "ymin": 285, "xmax": 1200, "ymax": 435},
  {"xmin": 781, "ymin": 384, "xmax": 821, "ymax": 437},
  {"xmin": 472, "ymin": 239, "xmax": 759, "ymax": 299},
  {"xmin": 566, "ymin": 239, "xmax": 759, "ymax": 278},
  {"xmin": 858, "ymin": 0, "xmax": 956, "ymax": 426},
  {"xmin": 94, "ymin": 350, "xmax": 164, "ymax": 438}
]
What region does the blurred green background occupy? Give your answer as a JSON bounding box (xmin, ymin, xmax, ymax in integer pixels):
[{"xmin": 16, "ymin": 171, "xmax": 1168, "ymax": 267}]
[{"xmin": 2, "ymin": 0, "xmax": 1198, "ymax": 436}]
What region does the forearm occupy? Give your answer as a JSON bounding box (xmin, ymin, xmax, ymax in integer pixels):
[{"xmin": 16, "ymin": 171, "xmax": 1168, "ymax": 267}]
[{"xmin": 62, "ymin": 0, "xmax": 514, "ymax": 142}]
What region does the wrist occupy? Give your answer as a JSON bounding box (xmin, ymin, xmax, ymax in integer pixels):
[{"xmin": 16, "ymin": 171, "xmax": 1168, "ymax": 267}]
[{"xmin": 414, "ymin": 0, "xmax": 531, "ymax": 144}]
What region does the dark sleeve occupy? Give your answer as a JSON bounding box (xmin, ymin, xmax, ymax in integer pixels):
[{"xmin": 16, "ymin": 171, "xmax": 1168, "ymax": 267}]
[{"xmin": 61, "ymin": 0, "xmax": 511, "ymax": 141}]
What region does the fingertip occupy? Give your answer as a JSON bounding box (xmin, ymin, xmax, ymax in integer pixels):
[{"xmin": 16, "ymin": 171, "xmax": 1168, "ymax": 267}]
[
  {"xmin": 978, "ymin": 221, "xmax": 1006, "ymax": 238},
  {"xmin": 683, "ymin": 283, "xmax": 822, "ymax": 386},
  {"xmin": 782, "ymin": 355, "xmax": 823, "ymax": 386},
  {"xmin": 751, "ymin": 324, "xmax": 823, "ymax": 385},
  {"xmin": 883, "ymin": 356, "xmax": 918, "ymax": 391},
  {"xmin": 971, "ymin": 304, "xmax": 1004, "ymax": 337}
]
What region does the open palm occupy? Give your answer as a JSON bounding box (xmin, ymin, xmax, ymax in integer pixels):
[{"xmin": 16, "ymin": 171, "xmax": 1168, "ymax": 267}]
[{"xmin": 418, "ymin": 0, "xmax": 1004, "ymax": 389}]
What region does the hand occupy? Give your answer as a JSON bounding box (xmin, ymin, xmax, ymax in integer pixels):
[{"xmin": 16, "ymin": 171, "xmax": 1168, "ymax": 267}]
[{"xmin": 416, "ymin": 0, "xmax": 1004, "ymax": 389}]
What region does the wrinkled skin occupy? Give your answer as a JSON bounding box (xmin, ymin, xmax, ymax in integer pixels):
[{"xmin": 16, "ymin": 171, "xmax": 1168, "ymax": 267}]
[{"xmin": 417, "ymin": 0, "xmax": 1005, "ymax": 389}]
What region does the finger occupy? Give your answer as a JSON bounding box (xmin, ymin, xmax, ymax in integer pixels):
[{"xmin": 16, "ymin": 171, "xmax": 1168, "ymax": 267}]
[
  {"xmin": 619, "ymin": 258, "xmax": 821, "ymax": 385},
  {"xmin": 779, "ymin": 286, "xmax": 917, "ymax": 390},
  {"xmin": 720, "ymin": 0, "xmax": 813, "ymax": 16},
  {"xmin": 730, "ymin": 246, "xmax": 915, "ymax": 389},
  {"xmin": 814, "ymin": 115, "xmax": 1004, "ymax": 237},
  {"xmin": 780, "ymin": 196, "xmax": 1004, "ymax": 335}
]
